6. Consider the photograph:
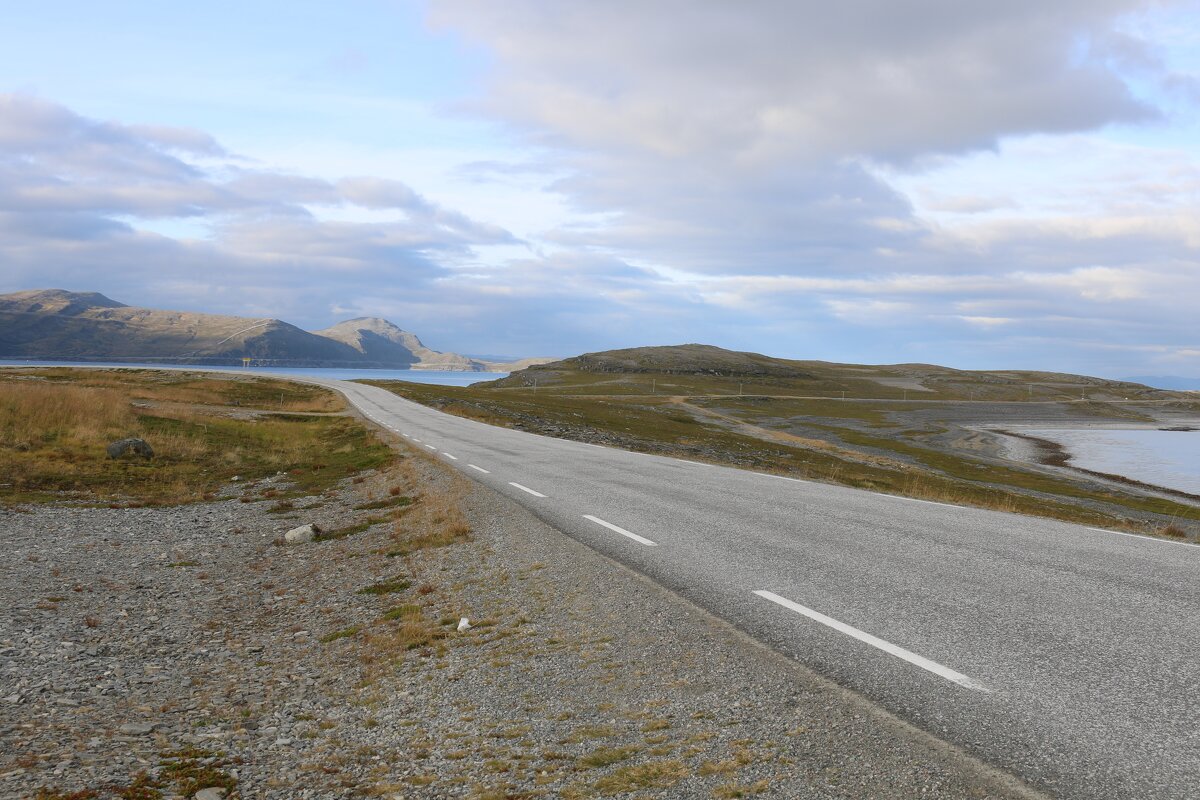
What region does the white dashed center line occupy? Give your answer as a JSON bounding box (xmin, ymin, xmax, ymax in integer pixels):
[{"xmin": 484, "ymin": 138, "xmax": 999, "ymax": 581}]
[
  {"xmin": 467, "ymin": 464, "xmax": 490, "ymax": 474},
  {"xmin": 583, "ymin": 515, "xmax": 657, "ymax": 546},
  {"xmin": 425, "ymin": 444, "xmax": 437, "ymax": 450},
  {"xmin": 509, "ymin": 482, "xmax": 547, "ymax": 498},
  {"xmin": 753, "ymin": 590, "xmax": 988, "ymax": 691},
  {"xmin": 443, "ymin": 453, "xmax": 458, "ymax": 460}
]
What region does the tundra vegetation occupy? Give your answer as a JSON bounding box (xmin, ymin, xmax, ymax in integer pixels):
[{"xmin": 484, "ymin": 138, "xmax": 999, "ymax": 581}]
[
  {"xmin": 366, "ymin": 345, "xmax": 1200, "ymax": 538},
  {"xmin": 0, "ymin": 368, "xmax": 389, "ymax": 505}
]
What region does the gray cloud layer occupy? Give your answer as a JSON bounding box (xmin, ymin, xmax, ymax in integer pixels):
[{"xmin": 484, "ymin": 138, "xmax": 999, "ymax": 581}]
[
  {"xmin": 2, "ymin": 1, "xmax": 1198, "ymax": 375},
  {"xmin": 427, "ymin": 0, "xmax": 1200, "ymax": 374},
  {"xmin": 0, "ymin": 92, "xmax": 520, "ymax": 332}
]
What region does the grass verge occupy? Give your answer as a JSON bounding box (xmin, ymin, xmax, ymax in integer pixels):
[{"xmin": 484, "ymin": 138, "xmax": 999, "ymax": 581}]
[{"xmin": 1, "ymin": 368, "xmax": 390, "ymax": 505}]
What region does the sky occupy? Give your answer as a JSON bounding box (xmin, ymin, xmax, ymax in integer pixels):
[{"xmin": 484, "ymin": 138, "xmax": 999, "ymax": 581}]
[{"xmin": 1, "ymin": 1, "xmax": 1199, "ymax": 376}]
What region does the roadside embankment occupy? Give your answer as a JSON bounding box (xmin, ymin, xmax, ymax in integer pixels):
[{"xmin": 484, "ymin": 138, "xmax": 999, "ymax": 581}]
[{"xmin": 2, "ymin": 438, "xmax": 1044, "ymax": 798}]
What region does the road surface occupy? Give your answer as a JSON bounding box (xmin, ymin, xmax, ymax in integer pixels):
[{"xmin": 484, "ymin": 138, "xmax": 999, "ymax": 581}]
[{"xmin": 323, "ymin": 379, "xmax": 1200, "ymax": 799}]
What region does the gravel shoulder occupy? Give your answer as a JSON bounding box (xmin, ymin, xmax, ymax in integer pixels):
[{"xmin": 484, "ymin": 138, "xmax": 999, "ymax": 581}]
[{"xmin": 2, "ymin": 442, "xmax": 1045, "ymax": 799}]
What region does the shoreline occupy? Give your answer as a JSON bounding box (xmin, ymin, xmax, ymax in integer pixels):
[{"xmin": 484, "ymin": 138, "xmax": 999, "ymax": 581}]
[{"xmin": 990, "ymin": 427, "xmax": 1200, "ymax": 503}]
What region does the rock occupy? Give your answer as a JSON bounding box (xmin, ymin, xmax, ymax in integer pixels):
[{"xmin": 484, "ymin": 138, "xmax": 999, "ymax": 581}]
[
  {"xmin": 117, "ymin": 722, "xmax": 157, "ymax": 735},
  {"xmin": 457, "ymin": 617, "xmax": 471, "ymax": 632},
  {"xmin": 106, "ymin": 438, "xmax": 154, "ymax": 460},
  {"xmin": 283, "ymin": 524, "xmax": 320, "ymax": 544},
  {"xmin": 193, "ymin": 789, "xmax": 226, "ymax": 800}
]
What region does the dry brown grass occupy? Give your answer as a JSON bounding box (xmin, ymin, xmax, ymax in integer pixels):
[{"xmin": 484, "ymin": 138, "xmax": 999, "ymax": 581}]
[
  {"xmin": 382, "ymin": 460, "xmax": 472, "ymax": 557},
  {"xmin": 0, "ymin": 382, "xmax": 132, "ymax": 450},
  {"xmin": 13, "ymin": 368, "xmax": 345, "ymax": 412},
  {"xmin": 592, "ymin": 759, "xmax": 688, "ymax": 794},
  {"xmin": 0, "ymin": 374, "xmax": 390, "ymax": 504},
  {"xmin": 1160, "ymin": 523, "xmax": 1189, "ymax": 539}
]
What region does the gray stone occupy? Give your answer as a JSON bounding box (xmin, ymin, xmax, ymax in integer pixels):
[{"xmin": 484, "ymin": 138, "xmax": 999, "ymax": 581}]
[
  {"xmin": 283, "ymin": 523, "xmax": 319, "ymax": 544},
  {"xmin": 117, "ymin": 722, "xmax": 157, "ymax": 735},
  {"xmin": 193, "ymin": 789, "xmax": 226, "ymax": 800},
  {"xmin": 106, "ymin": 438, "xmax": 154, "ymax": 460}
]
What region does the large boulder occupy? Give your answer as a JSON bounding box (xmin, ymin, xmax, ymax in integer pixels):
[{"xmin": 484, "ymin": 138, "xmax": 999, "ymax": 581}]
[
  {"xmin": 106, "ymin": 438, "xmax": 154, "ymax": 460},
  {"xmin": 284, "ymin": 523, "xmax": 320, "ymax": 544}
]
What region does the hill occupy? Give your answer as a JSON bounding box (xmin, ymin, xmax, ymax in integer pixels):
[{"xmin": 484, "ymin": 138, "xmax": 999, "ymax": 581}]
[
  {"xmin": 0, "ymin": 289, "xmax": 514, "ymax": 370},
  {"xmin": 483, "ymin": 343, "xmax": 1172, "ymax": 401},
  {"xmin": 370, "ymin": 343, "xmax": 1199, "ymax": 537}
]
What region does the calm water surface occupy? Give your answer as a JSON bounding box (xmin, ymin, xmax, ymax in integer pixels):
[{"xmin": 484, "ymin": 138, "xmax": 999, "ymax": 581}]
[
  {"xmin": 0, "ymin": 360, "xmax": 506, "ymax": 387},
  {"xmin": 1033, "ymin": 428, "xmax": 1199, "ymax": 494}
]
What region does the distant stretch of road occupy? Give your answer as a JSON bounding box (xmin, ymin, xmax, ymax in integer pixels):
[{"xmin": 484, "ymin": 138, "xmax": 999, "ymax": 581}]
[{"xmin": 321, "ymin": 379, "xmax": 1200, "ymax": 799}]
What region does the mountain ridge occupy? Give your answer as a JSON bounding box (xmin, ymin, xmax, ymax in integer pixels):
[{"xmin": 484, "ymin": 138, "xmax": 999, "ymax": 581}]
[{"xmin": 0, "ymin": 289, "xmax": 543, "ymax": 371}]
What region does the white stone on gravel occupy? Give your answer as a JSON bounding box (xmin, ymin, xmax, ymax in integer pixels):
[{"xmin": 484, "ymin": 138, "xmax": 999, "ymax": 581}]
[{"xmin": 283, "ymin": 523, "xmax": 317, "ymax": 544}]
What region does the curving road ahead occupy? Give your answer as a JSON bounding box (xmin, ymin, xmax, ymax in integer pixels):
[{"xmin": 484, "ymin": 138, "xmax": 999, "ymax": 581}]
[{"xmin": 323, "ymin": 379, "xmax": 1199, "ymax": 799}]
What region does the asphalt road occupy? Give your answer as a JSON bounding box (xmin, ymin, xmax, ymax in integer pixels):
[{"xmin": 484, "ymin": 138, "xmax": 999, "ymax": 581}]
[{"xmin": 327, "ymin": 379, "xmax": 1200, "ymax": 799}]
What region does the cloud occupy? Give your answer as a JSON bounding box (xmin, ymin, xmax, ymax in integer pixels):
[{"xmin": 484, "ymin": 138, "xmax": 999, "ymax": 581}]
[
  {"xmin": 0, "ymin": 92, "xmax": 516, "ymax": 328},
  {"xmin": 433, "ymin": 0, "xmax": 1155, "ymax": 166},
  {"xmin": 418, "ymin": 1, "xmax": 1200, "ymax": 373},
  {"xmin": 429, "ymin": 0, "xmax": 1186, "ymax": 279},
  {"xmin": 3, "ymin": 0, "xmax": 1199, "ymax": 379}
]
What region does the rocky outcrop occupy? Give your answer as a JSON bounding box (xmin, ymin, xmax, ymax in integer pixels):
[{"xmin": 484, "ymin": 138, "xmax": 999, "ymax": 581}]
[{"xmin": 105, "ymin": 438, "xmax": 154, "ymax": 460}]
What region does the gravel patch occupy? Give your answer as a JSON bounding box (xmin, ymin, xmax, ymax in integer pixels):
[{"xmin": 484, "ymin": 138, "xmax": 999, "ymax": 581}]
[{"xmin": 2, "ymin": 450, "xmax": 1044, "ymax": 799}]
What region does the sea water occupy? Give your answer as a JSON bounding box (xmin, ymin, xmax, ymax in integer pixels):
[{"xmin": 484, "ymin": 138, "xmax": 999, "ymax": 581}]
[
  {"xmin": 1032, "ymin": 428, "xmax": 1199, "ymax": 495},
  {"xmin": 0, "ymin": 360, "xmax": 507, "ymax": 387}
]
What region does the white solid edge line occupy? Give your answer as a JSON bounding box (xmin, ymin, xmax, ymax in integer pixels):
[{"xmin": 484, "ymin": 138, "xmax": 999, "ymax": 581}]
[
  {"xmin": 879, "ymin": 497, "xmax": 1197, "ymax": 547},
  {"xmin": 508, "ymin": 482, "xmax": 547, "ymax": 498},
  {"xmin": 443, "ymin": 452, "xmax": 458, "ymax": 460},
  {"xmin": 1086, "ymin": 527, "xmax": 1199, "ymax": 549},
  {"xmin": 890, "ymin": 495, "xmax": 961, "ymax": 510},
  {"xmin": 583, "ymin": 514, "xmax": 657, "ymax": 546},
  {"xmin": 467, "ymin": 464, "xmax": 490, "ymax": 474},
  {"xmin": 753, "ymin": 590, "xmax": 988, "ymax": 692},
  {"xmin": 755, "ymin": 472, "xmax": 808, "ymax": 484}
]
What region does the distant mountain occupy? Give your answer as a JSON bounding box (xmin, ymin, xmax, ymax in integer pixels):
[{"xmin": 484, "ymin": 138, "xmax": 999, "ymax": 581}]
[
  {"xmin": 0, "ymin": 289, "xmax": 538, "ymax": 371},
  {"xmin": 314, "ymin": 317, "xmax": 480, "ymax": 370},
  {"xmin": 1125, "ymin": 376, "xmax": 1200, "ymax": 391}
]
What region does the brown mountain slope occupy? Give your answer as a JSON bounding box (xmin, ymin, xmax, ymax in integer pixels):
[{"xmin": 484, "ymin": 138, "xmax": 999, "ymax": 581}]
[
  {"xmin": 0, "ymin": 289, "xmax": 500, "ymax": 369},
  {"xmin": 313, "ymin": 317, "xmax": 484, "ymax": 371}
]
